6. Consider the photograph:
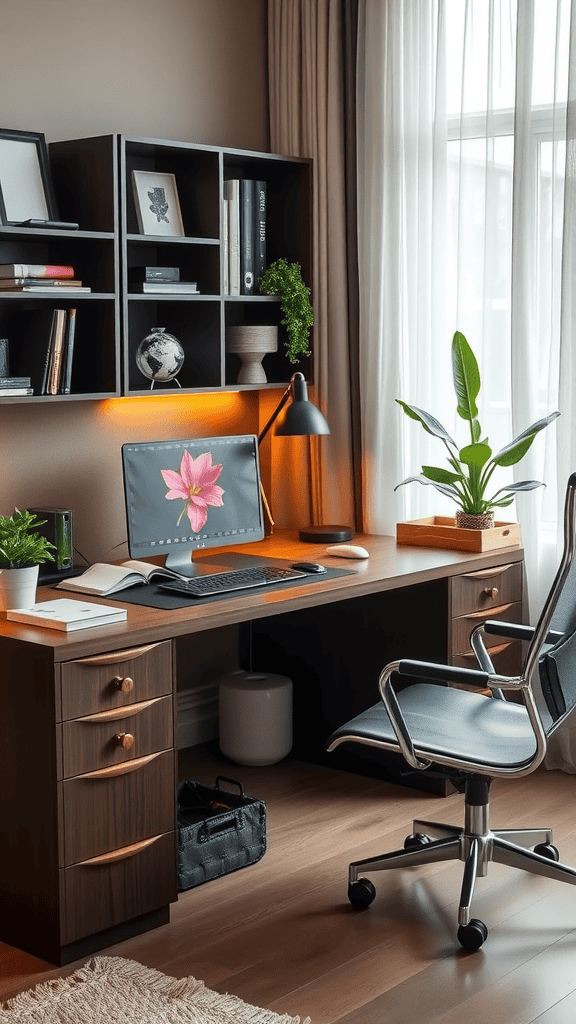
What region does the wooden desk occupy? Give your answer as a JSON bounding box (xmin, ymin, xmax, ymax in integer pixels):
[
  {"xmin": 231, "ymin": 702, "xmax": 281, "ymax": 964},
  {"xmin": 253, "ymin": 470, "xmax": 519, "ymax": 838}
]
[{"xmin": 0, "ymin": 531, "xmax": 524, "ymax": 965}]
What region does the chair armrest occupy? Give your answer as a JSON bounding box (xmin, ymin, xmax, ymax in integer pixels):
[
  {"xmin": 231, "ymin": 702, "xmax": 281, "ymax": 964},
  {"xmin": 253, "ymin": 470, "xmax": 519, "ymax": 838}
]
[
  {"xmin": 482, "ymin": 620, "xmax": 563, "ymax": 645},
  {"xmin": 397, "ymin": 659, "xmax": 490, "ymax": 689}
]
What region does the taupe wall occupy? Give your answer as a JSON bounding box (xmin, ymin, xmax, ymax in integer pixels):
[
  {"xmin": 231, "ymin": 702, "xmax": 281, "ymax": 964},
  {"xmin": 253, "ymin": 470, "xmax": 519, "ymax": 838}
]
[{"xmin": 0, "ymin": 0, "xmax": 269, "ymax": 565}]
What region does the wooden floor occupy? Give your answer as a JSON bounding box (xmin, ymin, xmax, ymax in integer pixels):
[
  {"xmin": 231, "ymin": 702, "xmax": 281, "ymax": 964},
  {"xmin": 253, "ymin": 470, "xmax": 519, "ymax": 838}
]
[{"xmin": 2, "ymin": 744, "xmax": 576, "ymax": 1022}]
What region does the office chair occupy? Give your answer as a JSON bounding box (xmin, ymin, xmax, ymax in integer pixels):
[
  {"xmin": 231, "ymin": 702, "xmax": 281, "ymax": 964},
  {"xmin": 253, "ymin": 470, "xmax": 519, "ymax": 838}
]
[{"xmin": 326, "ymin": 473, "xmax": 576, "ymax": 951}]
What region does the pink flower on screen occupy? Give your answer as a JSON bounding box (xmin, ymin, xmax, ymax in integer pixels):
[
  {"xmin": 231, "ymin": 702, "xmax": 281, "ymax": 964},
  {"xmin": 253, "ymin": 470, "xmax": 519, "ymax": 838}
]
[{"xmin": 161, "ymin": 450, "xmax": 224, "ymax": 533}]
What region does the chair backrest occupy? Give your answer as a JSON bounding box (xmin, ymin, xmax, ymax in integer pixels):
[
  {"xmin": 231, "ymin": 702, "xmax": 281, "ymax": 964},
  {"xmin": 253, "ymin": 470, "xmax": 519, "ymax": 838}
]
[{"xmin": 535, "ymin": 473, "xmax": 576, "ymax": 727}]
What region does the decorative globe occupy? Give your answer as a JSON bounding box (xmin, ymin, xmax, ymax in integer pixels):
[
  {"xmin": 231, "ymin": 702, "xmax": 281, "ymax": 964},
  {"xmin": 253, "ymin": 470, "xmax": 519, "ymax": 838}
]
[{"xmin": 136, "ymin": 327, "xmax": 184, "ymax": 388}]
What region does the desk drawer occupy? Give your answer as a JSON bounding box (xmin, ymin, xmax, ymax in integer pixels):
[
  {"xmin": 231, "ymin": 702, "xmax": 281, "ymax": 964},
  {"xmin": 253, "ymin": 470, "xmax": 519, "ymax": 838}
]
[
  {"xmin": 60, "ymin": 640, "xmax": 173, "ymax": 720},
  {"xmin": 452, "ymin": 640, "xmax": 524, "ymax": 677},
  {"xmin": 451, "ymin": 601, "xmax": 523, "ymax": 656},
  {"xmin": 61, "ymin": 695, "xmax": 173, "ymax": 778},
  {"xmin": 61, "ymin": 749, "xmax": 175, "ymax": 865},
  {"xmin": 451, "ymin": 562, "xmax": 522, "ymax": 617},
  {"xmin": 60, "ymin": 831, "xmax": 176, "ymax": 945}
]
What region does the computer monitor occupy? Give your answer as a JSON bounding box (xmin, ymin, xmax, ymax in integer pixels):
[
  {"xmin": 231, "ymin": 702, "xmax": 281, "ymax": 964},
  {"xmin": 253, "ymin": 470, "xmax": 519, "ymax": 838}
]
[{"xmin": 121, "ymin": 434, "xmax": 264, "ymax": 576}]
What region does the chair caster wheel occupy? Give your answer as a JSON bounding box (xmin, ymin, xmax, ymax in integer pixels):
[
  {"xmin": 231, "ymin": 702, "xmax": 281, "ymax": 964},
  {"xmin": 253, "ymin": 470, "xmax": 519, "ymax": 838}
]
[
  {"xmin": 534, "ymin": 842, "xmax": 559, "ymax": 861},
  {"xmin": 457, "ymin": 918, "xmax": 488, "ymax": 951},
  {"xmin": 404, "ymin": 832, "xmax": 431, "ymax": 850},
  {"xmin": 348, "ymin": 878, "xmax": 376, "ymax": 909}
]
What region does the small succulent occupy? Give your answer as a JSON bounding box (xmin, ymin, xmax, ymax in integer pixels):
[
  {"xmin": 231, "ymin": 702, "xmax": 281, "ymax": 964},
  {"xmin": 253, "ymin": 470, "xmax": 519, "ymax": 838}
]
[
  {"xmin": 395, "ymin": 331, "xmax": 560, "ymax": 517},
  {"xmin": 258, "ymin": 258, "xmax": 314, "ymax": 364},
  {"xmin": 0, "ymin": 508, "xmax": 56, "ymax": 568}
]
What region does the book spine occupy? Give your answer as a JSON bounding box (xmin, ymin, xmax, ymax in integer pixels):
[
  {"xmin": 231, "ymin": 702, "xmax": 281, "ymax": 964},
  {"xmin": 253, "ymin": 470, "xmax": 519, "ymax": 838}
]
[
  {"xmin": 0, "ymin": 264, "xmax": 75, "ymax": 278},
  {"xmin": 222, "ymin": 198, "xmax": 229, "ymax": 295},
  {"xmin": 224, "ymin": 180, "xmax": 240, "ymax": 295},
  {"xmin": 240, "ymin": 179, "xmax": 255, "ymax": 295},
  {"xmin": 254, "ymin": 181, "xmax": 267, "ymax": 289},
  {"xmin": 47, "ymin": 310, "xmax": 67, "ymax": 395},
  {"xmin": 61, "ymin": 308, "xmax": 77, "ymax": 394}
]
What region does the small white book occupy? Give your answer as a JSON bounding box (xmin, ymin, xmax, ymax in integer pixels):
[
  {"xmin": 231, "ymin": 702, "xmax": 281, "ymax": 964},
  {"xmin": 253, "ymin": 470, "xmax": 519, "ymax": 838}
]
[
  {"xmin": 55, "ymin": 560, "xmax": 184, "ymax": 597},
  {"xmin": 7, "ymin": 598, "xmax": 128, "ymax": 631}
]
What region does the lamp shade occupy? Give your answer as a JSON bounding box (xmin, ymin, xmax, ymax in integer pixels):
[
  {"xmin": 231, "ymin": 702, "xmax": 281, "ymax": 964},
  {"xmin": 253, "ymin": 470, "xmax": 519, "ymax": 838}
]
[{"xmin": 274, "ymin": 373, "xmax": 330, "ymax": 437}]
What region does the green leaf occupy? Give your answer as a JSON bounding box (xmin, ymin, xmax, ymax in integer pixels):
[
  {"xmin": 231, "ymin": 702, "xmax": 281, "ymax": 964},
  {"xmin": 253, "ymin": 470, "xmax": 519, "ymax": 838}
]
[
  {"xmin": 490, "ymin": 479, "xmax": 545, "ymax": 499},
  {"xmin": 491, "ymin": 412, "xmax": 560, "ymax": 467},
  {"xmin": 459, "ymin": 442, "xmax": 492, "ymax": 468},
  {"xmin": 421, "ymin": 465, "xmax": 464, "ymax": 485},
  {"xmin": 395, "ymin": 401, "xmax": 457, "ymax": 447},
  {"xmin": 452, "ymin": 331, "xmax": 480, "ymax": 422},
  {"xmin": 394, "ymin": 474, "xmax": 461, "ymax": 501}
]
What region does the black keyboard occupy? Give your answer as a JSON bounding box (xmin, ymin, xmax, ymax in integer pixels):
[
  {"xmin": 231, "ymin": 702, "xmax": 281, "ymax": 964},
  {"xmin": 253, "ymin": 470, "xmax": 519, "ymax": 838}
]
[{"xmin": 158, "ymin": 564, "xmax": 308, "ymax": 598}]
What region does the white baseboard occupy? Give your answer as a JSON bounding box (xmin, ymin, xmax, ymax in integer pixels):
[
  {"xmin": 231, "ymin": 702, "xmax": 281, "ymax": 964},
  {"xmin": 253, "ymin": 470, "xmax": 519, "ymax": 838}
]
[{"xmin": 176, "ymin": 684, "xmax": 219, "ymax": 750}]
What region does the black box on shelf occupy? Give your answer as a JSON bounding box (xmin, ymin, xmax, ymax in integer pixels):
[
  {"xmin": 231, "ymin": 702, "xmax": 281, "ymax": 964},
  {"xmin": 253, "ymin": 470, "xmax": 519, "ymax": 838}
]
[
  {"xmin": 28, "ymin": 506, "xmax": 73, "ymax": 573},
  {"xmin": 176, "ymin": 776, "xmax": 266, "ymax": 891}
]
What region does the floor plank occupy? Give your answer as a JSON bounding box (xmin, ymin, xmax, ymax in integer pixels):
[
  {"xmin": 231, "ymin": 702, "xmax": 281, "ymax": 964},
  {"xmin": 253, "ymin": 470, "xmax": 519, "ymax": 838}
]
[{"xmin": 2, "ymin": 744, "xmax": 576, "ymax": 1023}]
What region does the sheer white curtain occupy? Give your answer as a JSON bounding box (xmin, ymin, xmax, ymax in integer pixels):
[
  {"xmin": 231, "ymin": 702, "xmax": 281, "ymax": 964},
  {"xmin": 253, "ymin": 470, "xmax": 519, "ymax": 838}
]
[{"xmin": 357, "ymin": 0, "xmax": 576, "ymax": 767}]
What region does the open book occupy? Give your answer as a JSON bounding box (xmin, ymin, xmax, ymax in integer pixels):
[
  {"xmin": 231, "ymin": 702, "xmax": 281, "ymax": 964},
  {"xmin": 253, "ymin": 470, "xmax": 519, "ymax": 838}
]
[{"xmin": 55, "ymin": 560, "xmax": 184, "ymax": 596}]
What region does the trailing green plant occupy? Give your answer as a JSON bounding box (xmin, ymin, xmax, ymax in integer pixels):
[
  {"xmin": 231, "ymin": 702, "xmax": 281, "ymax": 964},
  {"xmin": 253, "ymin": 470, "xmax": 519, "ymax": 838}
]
[
  {"xmin": 395, "ymin": 331, "xmax": 560, "ymax": 517},
  {"xmin": 258, "ymin": 258, "xmax": 314, "ymax": 364},
  {"xmin": 0, "ymin": 508, "xmax": 56, "ymax": 569}
]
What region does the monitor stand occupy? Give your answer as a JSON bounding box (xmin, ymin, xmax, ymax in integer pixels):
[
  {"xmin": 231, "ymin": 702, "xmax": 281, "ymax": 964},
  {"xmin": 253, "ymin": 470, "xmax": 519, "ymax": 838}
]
[{"xmin": 163, "ymin": 549, "xmax": 232, "ymax": 578}]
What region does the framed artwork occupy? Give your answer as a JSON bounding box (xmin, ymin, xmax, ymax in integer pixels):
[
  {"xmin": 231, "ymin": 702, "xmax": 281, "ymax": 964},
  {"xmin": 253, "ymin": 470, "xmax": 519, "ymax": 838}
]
[
  {"xmin": 131, "ymin": 170, "xmax": 185, "ymax": 237},
  {"xmin": 0, "ymin": 129, "xmax": 60, "ymax": 225}
]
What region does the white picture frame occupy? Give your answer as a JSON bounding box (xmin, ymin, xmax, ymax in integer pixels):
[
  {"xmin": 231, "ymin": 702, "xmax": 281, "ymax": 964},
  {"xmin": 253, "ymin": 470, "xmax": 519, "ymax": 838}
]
[{"xmin": 131, "ymin": 170, "xmax": 185, "ymax": 237}]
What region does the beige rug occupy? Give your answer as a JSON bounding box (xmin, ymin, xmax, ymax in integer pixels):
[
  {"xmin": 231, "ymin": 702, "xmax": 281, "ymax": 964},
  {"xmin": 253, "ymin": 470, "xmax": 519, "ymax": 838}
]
[{"xmin": 0, "ymin": 956, "xmax": 311, "ymax": 1024}]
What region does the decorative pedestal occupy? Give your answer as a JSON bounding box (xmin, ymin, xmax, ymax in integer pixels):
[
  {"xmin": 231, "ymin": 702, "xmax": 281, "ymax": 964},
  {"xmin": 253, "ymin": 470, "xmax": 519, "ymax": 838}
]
[
  {"xmin": 218, "ymin": 669, "xmax": 293, "ymax": 766},
  {"xmin": 226, "ymin": 326, "xmax": 278, "ymax": 384}
]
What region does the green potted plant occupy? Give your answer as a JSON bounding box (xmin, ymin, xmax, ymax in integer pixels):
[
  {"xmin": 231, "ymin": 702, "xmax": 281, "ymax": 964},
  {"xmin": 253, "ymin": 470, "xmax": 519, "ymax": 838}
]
[
  {"xmin": 258, "ymin": 258, "xmax": 314, "ymax": 365},
  {"xmin": 395, "ymin": 331, "xmax": 560, "ymax": 529},
  {"xmin": 0, "ymin": 508, "xmax": 56, "ymax": 609}
]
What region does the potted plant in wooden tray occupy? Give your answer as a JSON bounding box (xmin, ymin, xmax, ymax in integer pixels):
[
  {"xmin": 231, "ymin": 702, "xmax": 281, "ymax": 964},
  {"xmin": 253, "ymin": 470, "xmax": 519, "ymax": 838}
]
[
  {"xmin": 258, "ymin": 258, "xmax": 314, "ymax": 365},
  {"xmin": 395, "ymin": 331, "xmax": 559, "ymax": 549},
  {"xmin": 0, "ymin": 508, "xmax": 56, "ymax": 609}
]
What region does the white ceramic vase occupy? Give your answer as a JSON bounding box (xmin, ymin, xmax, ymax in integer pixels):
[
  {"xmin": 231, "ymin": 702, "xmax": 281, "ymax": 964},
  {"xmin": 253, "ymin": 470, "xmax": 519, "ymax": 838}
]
[
  {"xmin": 227, "ymin": 326, "xmax": 278, "ymax": 384},
  {"xmin": 0, "ymin": 564, "xmax": 39, "ymax": 610}
]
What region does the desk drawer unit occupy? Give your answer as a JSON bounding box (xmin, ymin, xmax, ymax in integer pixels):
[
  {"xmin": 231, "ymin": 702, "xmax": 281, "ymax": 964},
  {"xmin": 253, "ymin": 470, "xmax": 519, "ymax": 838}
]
[
  {"xmin": 55, "ymin": 639, "xmax": 177, "ymax": 962},
  {"xmin": 449, "ymin": 562, "xmax": 524, "ymax": 676}
]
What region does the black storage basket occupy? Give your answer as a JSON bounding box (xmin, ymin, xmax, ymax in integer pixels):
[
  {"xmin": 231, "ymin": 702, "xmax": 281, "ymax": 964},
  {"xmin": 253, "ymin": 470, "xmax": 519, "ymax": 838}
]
[{"xmin": 176, "ymin": 776, "xmax": 266, "ymax": 891}]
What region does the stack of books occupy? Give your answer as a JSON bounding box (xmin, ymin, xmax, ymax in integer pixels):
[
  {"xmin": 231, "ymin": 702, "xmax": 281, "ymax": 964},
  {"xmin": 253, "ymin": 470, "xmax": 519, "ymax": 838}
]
[
  {"xmin": 128, "ymin": 267, "xmax": 199, "ymax": 294},
  {"xmin": 0, "ymin": 264, "xmax": 91, "ymax": 294},
  {"xmin": 222, "ymin": 179, "xmax": 266, "ymax": 296},
  {"xmin": 0, "ymin": 375, "xmax": 32, "ymax": 397}
]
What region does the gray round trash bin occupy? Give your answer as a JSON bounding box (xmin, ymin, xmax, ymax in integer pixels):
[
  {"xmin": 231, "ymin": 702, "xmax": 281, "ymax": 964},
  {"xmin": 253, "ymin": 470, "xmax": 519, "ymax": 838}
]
[{"xmin": 219, "ymin": 669, "xmax": 293, "ymax": 766}]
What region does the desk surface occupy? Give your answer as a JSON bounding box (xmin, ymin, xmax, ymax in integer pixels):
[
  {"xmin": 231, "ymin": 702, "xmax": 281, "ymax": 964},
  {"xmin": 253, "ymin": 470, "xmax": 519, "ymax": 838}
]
[{"xmin": 0, "ymin": 531, "xmax": 524, "ymax": 661}]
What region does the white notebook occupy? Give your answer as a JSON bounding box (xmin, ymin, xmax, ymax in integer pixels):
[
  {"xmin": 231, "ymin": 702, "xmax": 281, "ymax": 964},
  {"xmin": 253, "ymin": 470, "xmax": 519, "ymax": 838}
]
[{"xmin": 6, "ymin": 598, "xmax": 127, "ymax": 631}]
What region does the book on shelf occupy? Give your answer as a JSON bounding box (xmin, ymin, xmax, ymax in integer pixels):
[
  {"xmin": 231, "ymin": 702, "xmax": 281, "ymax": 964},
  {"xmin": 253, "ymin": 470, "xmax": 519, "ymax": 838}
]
[
  {"xmin": 0, "ymin": 278, "xmax": 84, "ymax": 289},
  {"xmin": 0, "ymin": 376, "xmax": 31, "ymax": 388},
  {"xmin": 46, "ymin": 309, "xmax": 67, "ymax": 395},
  {"xmin": 222, "ymin": 198, "xmax": 229, "ymax": 294},
  {"xmin": 60, "ymin": 308, "xmax": 77, "ymax": 394},
  {"xmin": 0, "ymin": 387, "xmax": 33, "ymax": 396},
  {"xmin": 224, "ymin": 179, "xmax": 240, "ymax": 295},
  {"xmin": 0, "ymin": 283, "xmax": 90, "ymax": 293},
  {"xmin": 0, "ymin": 264, "xmax": 75, "ymax": 279},
  {"xmin": 128, "ymin": 266, "xmax": 180, "ymax": 283},
  {"xmin": 130, "ymin": 281, "xmax": 198, "ymax": 293},
  {"xmin": 6, "ymin": 598, "xmax": 128, "ymax": 632},
  {"xmin": 254, "ymin": 180, "xmax": 267, "ymax": 289},
  {"xmin": 240, "ymin": 178, "xmax": 255, "ymax": 295},
  {"xmin": 55, "ymin": 559, "xmax": 190, "ymax": 596}
]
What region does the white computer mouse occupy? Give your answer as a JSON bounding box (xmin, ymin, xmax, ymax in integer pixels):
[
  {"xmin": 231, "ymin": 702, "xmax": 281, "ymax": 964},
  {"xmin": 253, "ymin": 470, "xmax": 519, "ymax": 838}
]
[{"xmin": 326, "ymin": 543, "xmax": 369, "ymax": 559}]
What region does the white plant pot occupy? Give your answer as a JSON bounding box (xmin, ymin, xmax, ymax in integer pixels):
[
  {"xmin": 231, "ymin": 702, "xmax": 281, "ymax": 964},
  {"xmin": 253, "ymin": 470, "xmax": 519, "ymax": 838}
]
[
  {"xmin": 227, "ymin": 326, "xmax": 278, "ymax": 384},
  {"xmin": 0, "ymin": 564, "xmax": 39, "ymax": 610}
]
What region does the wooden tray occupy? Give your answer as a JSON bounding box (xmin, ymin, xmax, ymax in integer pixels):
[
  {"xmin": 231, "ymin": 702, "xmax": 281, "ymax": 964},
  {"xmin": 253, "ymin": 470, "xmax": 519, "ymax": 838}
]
[{"xmin": 396, "ymin": 516, "xmax": 521, "ymax": 552}]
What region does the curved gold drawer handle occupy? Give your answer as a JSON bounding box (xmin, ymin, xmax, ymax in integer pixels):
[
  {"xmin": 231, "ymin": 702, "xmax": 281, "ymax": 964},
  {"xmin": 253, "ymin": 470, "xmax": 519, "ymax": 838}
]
[
  {"xmin": 458, "ymin": 641, "xmax": 514, "ymax": 658},
  {"xmin": 75, "ymin": 643, "xmax": 162, "ymax": 667},
  {"xmin": 76, "ymin": 698, "xmax": 160, "ymax": 723},
  {"xmin": 460, "ymin": 564, "xmax": 515, "ymax": 580},
  {"xmin": 77, "ymin": 751, "xmax": 162, "ymax": 780},
  {"xmin": 80, "ymin": 834, "xmax": 164, "ymax": 866},
  {"xmin": 461, "ymin": 602, "xmax": 514, "ymax": 621}
]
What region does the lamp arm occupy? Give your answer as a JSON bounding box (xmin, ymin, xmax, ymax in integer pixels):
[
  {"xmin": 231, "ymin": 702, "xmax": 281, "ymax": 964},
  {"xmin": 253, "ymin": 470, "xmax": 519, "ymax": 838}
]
[{"xmin": 257, "ymin": 382, "xmax": 293, "ymax": 446}]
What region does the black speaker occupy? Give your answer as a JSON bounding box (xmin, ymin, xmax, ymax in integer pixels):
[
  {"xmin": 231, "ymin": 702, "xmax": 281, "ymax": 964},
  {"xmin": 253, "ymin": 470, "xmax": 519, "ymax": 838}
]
[{"xmin": 29, "ymin": 507, "xmax": 73, "ymax": 573}]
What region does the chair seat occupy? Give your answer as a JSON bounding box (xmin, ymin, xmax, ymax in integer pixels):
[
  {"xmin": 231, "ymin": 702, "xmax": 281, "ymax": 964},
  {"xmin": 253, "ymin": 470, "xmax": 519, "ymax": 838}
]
[{"xmin": 328, "ymin": 684, "xmax": 537, "ymax": 771}]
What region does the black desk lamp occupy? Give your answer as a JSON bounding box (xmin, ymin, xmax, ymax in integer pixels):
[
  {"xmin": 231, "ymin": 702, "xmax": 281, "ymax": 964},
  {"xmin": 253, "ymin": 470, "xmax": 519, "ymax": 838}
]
[{"xmin": 258, "ymin": 372, "xmax": 354, "ymax": 543}]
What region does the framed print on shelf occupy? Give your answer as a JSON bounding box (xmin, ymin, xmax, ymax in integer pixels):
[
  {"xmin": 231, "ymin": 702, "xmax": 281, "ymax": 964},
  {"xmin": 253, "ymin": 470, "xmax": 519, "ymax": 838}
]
[
  {"xmin": 0, "ymin": 129, "xmax": 60, "ymax": 226},
  {"xmin": 131, "ymin": 169, "xmax": 185, "ymax": 237}
]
